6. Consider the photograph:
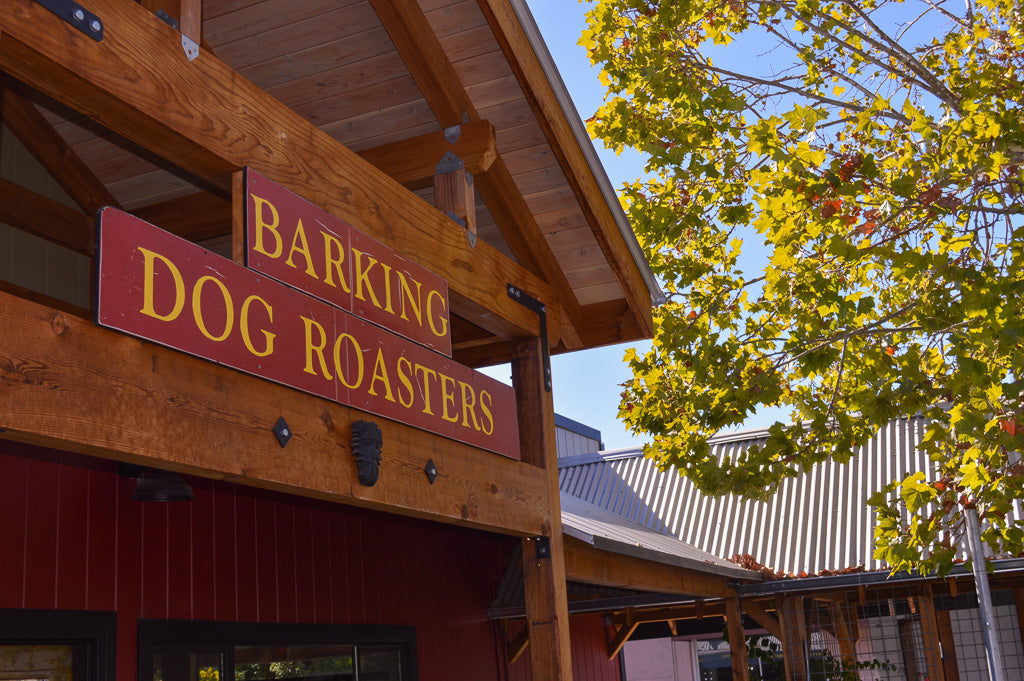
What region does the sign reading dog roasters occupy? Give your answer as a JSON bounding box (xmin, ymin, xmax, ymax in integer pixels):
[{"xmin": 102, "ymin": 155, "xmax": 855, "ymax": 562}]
[{"xmin": 95, "ymin": 198, "xmax": 519, "ymax": 460}]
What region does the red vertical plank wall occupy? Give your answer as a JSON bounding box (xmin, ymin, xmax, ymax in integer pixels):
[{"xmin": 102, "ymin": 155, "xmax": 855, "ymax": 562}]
[
  {"xmin": 0, "ymin": 441, "xmax": 515, "ymax": 681},
  {"xmin": 505, "ymin": 612, "xmax": 623, "ymax": 681}
]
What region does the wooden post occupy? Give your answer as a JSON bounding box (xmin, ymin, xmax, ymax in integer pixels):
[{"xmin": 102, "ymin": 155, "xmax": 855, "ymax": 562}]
[
  {"xmin": 935, "ymin": 607, "xmax": 960, "ymax": 681},
  {"xmin": 917, "ymin": 586, "xmax": 946, "ymax": 681},
  {"xmin": 512, "ymin": 336, "xmax": 572, "ymax": 681},
  {"xmin": 829, "ymin": 600, "xmax": 858, "ymax": 674},
  {"xmin": 434, "ymin": 167, "xmax": 476, "ymax": 238},
  {"xmin": 779, "ymin": 596, "xmax": 808, "ymax": 681},
  {"xmin": 725, "ymin": 597, "xmax": 750, "ymax": 681}
]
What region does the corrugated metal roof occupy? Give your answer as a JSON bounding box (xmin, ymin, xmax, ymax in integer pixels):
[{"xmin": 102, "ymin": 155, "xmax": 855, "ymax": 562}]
[
  {"xmin": 560, "ymin": 493, "xmax": 760, "ymax": 581},
  {"xmin": 560, "ymin": 416, "xmax": 1022, "ymax": 575}
]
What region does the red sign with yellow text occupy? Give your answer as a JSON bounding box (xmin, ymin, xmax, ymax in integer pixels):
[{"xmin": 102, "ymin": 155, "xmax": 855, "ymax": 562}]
[
  {"xmin": 245, "ymin": 169, "xmax": 452, "ymax": 356},
  {"xmin": 95, "ymin": 208, "xmax": 519, "ymax": 459}
]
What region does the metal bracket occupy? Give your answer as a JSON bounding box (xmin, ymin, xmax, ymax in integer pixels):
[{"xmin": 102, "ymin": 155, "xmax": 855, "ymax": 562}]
[
  {"xmin": 443, "ymin": 124, "xmax": 461, "ymax": 144},
  {"xmin": 507, "ymin": 284, "xmax": 551, "ymax": 392},
  {"xmin": 446, "ymin": 211, "xmax": 466, "ymax": 228},
  {"xmin": 34, "ymin": 0, "xmax": 104, "ymax": 41},
  {"xmin": 465, "ymin": 169, "xmax": 474, "ymax": 187},
  {"xmin": 534, "ymin": 537, "xmax": 551, "ymax": 560},
  {"xmin": 181, "ymin": 34, "xmax": 199, "ymax": 61},
  {"xmin": 155, "ymin": 8, "xmax": 178, "ymax": 30},
  {"xmin": 436, "ymin": 151, "xmax": 464, "ymax": 175}
]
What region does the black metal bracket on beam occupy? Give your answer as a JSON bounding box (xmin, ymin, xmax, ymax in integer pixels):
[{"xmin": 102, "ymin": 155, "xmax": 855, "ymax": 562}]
[
  {"xmin": 34, "ymin": 0, "xmax": 104, "ymax": 41},
  {"xmin": 507, "ymin": 284, "xmax": 551, "ymax": 392}
]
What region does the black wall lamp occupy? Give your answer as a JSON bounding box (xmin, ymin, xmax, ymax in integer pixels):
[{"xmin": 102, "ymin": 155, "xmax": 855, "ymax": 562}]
[{"xmin": 119, "ymin": 463, "xmax": 194, "ymax": 502}]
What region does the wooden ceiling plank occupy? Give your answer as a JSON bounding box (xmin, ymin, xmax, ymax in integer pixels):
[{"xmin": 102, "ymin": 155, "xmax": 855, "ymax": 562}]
[
  {"xmin": 0, "ymin": 0, "xmax": 559, "ymax": 344},
  {"xmin": 0, "ymin": 291, "xmax": 550, "ymax": 536},
  {"xmin": 0, "ymin": 177, "xmax": 93, "ymax": 255},
  {"xmin": 0, "ymin": 86, "xmax": 120, "ymax": 213},
  {"xmin": 368, "ymin": 0, "xmax": 584, "ymax": 347},
  {"xmin": 476, "ymin": 0, "xmax": 655, "ymax": 338}
]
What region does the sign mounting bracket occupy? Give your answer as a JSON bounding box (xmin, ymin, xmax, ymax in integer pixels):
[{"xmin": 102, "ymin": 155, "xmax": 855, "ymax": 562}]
[{"xmin": 507, "ymin": 284, "xmax": 551, "ymax": 392}]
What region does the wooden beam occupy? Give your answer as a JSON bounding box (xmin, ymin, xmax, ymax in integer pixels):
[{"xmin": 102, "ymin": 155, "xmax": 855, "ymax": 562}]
[
  {"xmin": 507, "ymin": 621, "xmax": 530, "ymax": 665},
  {"xmin": 367, "ymin": 0, "xmax": 585, "ymax": 349},
  {"xmin": 0, "ymin": 85, "xmax": 120, "ymax": 214},
  {"xmin": 476, "ymin": 0, "xmax": 655, "ymax": 340},
  {"xmin": 725, "ymin": 597, "xmax": 751, "ymax": 681},
  {"xmin": 133, "ymin": 122, "xmax": 498, "ymax": 241},
  {"xmin": 563, "ymin": 536, "xmax": 739, "ymax": 598},
  {"xmin": 0, "ymin": 177, "xmax": 92, "ymax": 255},
  {"xmin": 607, "ymin": 608, "xmax": 638, "ymax": 660},
  {"xmin": 743, "ymin": 599, "xmax": 782, "ymax": 640},
  {"xmin": 513, "ymin": 335, "xmax": 572, "ymax": 681},
  {"xmin": 0, "ymin": 0, "xmax": 561, "ymax": 346},
  {"xmin": 0, "ymin": 291, "xmax": 551, "ymax": 536},
  {"xmin": 356, "ymin": 119, "xmax": 497, "ymax": 190},
  {"xmin": 133, "ymin": 190, "xmax": 232, "ymax": 242}
]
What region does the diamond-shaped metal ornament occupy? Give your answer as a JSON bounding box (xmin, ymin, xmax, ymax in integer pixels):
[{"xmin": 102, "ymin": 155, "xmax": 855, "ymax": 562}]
[
  {"xmin": 425, "ymin": 459, "xmax": 438, "ymax": 484},
  {"xmin": 273, "ymin": 417, "xmax": 292, "ymax": 448}
]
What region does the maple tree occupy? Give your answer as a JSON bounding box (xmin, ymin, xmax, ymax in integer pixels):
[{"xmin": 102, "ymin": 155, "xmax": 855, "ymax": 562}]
[{"xmin": 583, "ymin": 0, "xmax": 1024, "ymax": 573}]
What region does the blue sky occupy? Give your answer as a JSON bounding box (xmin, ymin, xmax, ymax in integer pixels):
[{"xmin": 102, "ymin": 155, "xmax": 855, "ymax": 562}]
[{"xmin": 479, "ymin": 2, "xmax": 653, "ymax": 451}]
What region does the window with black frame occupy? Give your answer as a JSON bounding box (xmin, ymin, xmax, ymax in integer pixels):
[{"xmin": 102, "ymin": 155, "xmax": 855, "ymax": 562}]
[
  {"xmin": 138, "ymin": 621, "xmax": 415, "ymax": 681},
  {"xmin": 0, "ymin": 609, "xmax": 116, "ymax": 681}
]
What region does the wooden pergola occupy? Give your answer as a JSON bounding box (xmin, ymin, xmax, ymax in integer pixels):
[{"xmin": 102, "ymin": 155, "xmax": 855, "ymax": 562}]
[{"xmin": 0, "ymin": 0, "xmax": 659, "ymax": 678}]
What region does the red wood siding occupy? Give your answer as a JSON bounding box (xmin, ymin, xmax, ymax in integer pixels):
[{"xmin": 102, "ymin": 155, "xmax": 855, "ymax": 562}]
[
  {"xmin": 0, "ymin": 441, "xmax": 516, "ymax": 681},
  {"xmin": 505, "ymin": 613, "xmax": 623, "ymax": 681}
]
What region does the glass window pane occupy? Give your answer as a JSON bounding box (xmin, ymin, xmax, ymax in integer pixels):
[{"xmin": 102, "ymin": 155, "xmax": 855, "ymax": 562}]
[
  {"xmin": 233, "ymin": 645, "xmax": 354, "ymax": 681},
  {"xmin": 358, "ymin": 646, "xmax": 403, "ymax": 681},
  {"xmin": 152, "ymin": 649, "xmax": 223, "ymax": 681},
  {"xmin": 0, "ymin": 644, "xmax": 76, "ymax": 681}
]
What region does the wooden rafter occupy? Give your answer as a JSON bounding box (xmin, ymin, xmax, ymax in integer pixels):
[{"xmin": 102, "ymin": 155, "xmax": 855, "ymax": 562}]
[
  {"xmin": 0, "ymin": 0, "xmax": 560, "ymax": 345},
  {"xmin": 357, "ymin": 119, "xmax": 498, "ymax": 189},
  {"xmin": 0, "ymin": 291, "xmax": 551, "ymax": 536},
  {"xmin": 743, "ymin": 599, "xmax": 782, "ymax": 640},
  {"xmin": 368, "ymin": 0, "xmax": 585, "ymax": 349},
  {"xmin": 476, "ymin": 0, "xmax": 655, "ymax": 340},
  {"xmin": 0, "ymin": 85, "xmax": 120, "ymax": 214},
  {"xmin": 0, "ymin": 177, "xmax": 93, "ymax": 255}
]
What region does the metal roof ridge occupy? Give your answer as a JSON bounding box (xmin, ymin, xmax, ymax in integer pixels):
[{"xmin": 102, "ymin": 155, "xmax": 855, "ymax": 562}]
[{"xmin": 558, "ymin": 446, "xmax": 645, "ymax": 469}]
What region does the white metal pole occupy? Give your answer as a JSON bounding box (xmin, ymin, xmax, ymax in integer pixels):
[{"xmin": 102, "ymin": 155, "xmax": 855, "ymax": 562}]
[{"xmin": 964, "ymin": 507, "xmax": 1007, "ymax": 681}]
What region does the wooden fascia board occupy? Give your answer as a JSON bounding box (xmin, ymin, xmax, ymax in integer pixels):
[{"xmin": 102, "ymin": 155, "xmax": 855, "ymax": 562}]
[
  {"xmin": 0, "ymin": 0, "xmax": 560, "ymax": 346},
  {"xmin": 0, "ymin": 291, "xmax": 550, "ymax": 536},
  {"xmin": 563, "ymin": 535, "xmax": 738, "ymax": 599},
  {"xmin": 0, "ymin": 177, "xmax": 93, "ymax": 255},
  {"xmin": 476, "ymin": 0, "xmax": 656, "ymax": 340},
  {"xmin": 367, "ymin": 0, "xmax": 585, "ymax": 349},
  {"xmin": 356, "ymin": 119, "xmax": 497, "ymax": 189},
  {"xmin": 0, "ymin": 84, "xmax": 120, "ymax": 214}
]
